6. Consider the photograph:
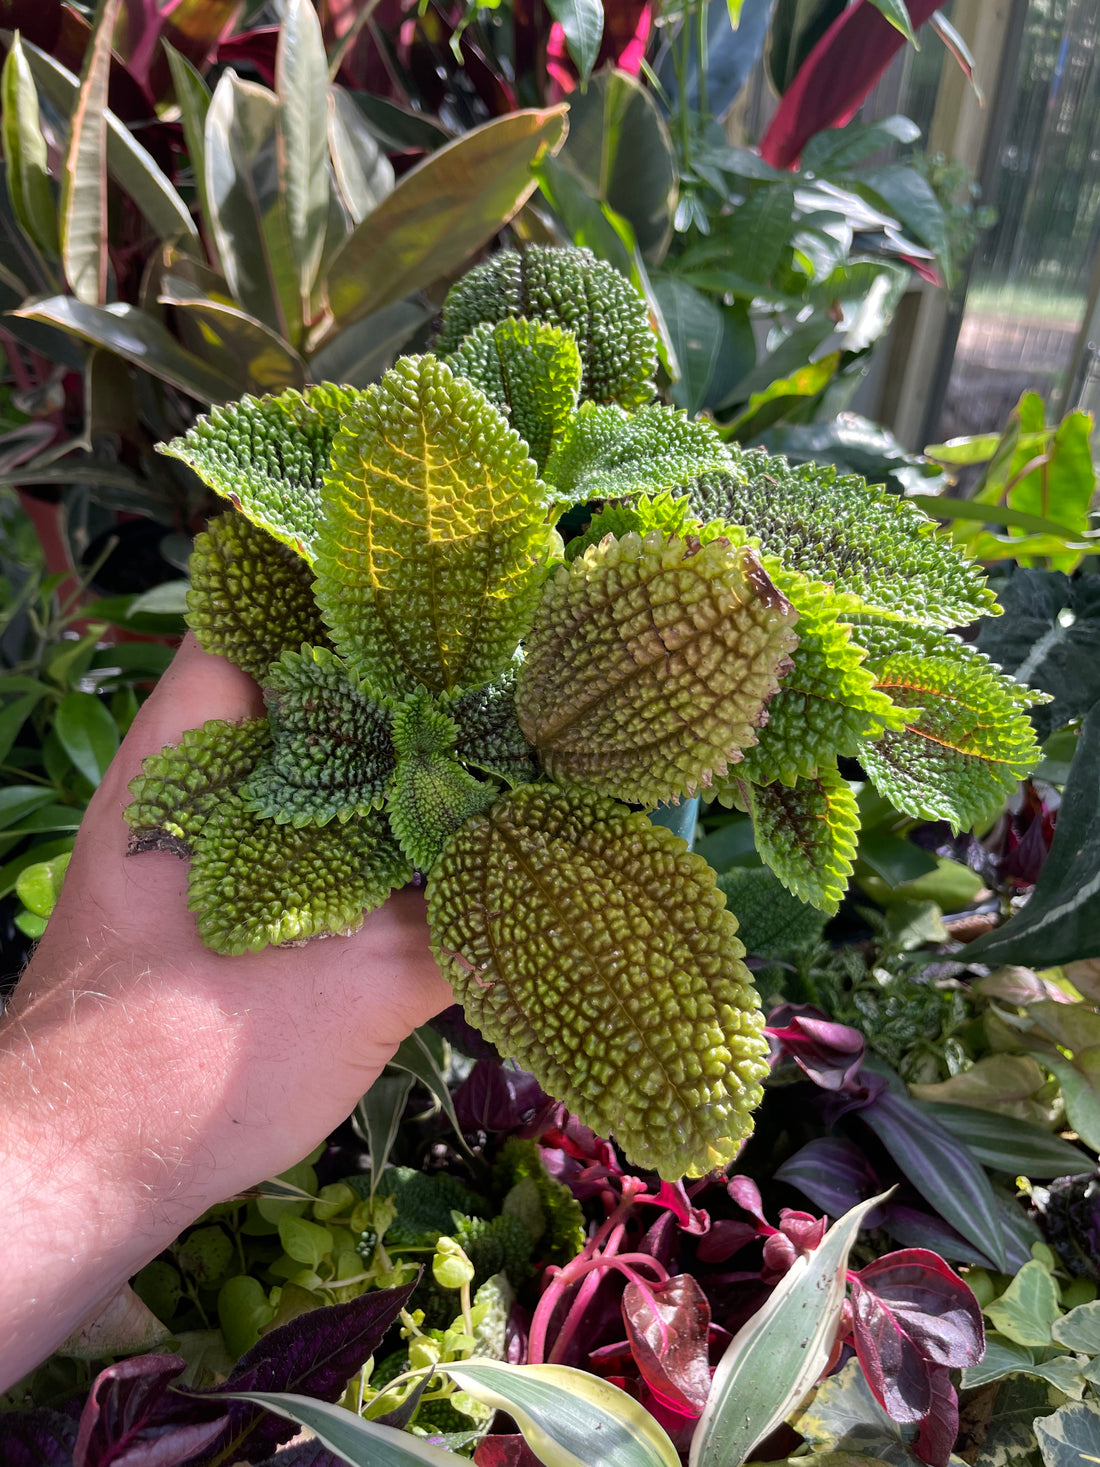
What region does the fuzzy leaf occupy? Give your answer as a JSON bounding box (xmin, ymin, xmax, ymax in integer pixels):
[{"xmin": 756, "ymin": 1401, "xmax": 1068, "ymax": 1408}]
[
  {"xmin": 741, "ymin": 766, "xmax": 859, "ymax": 915},
  {"xmin": 854, "ymin": 621, "xmax": 1044, "ymax": 831},
  {"xmin": 445, "ymin": 672, "xmax": 536, "ymax": 787},
  {"xmin": 733, "ymin": 565, "xmax": 902, "ymax": 787},
  {"xmin": 160, "ymin": 385, "xmax": 362, "ymax": 560},
  {"xmin": 187, "ymin": 512, "xmax": 330, "ymax": 681},
  {"xmin": 446, "ymin": 318, "xmax": 583, "ymax": 472},
  {"xmin": 240, "ymin": 647, "xmax": 396, "ymax": 826},
  {"xmin": 428, "ymin": 782, "xmax": 770, "ymax": 1179},
  {"xmin": 126, "ymin": 718, "xmax": 272, "ymax": 854},
  {"xmin": 516, "ymin": 532, "xmax": 799, "ymax": 807},
  {"xmin": 313, "ymin": 356, "xmax": 553, "ymax": 697},
  {"xmin": 546, "ymin": 403, "xmax": 734, "ymax": 508},
  {"xmin": 690, "ymin": 448, "xmax": 999, "ymax": 628},
  {"xmin": 387, "ymin": 692, "xmax": 499, "ymax": 871},
  {"xmin": 188, "ymin": 798, "xmax": 409, "ymax": 953},
  {"xmin": 435, "ymin": 245, "xmax": 657, "ymax": 409}
]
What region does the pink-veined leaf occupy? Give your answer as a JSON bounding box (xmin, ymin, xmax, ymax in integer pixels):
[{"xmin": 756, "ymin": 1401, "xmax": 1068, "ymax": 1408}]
[{"xmin": 622, "ymin": 1274, "xmax": 713, "ymax": 1416}]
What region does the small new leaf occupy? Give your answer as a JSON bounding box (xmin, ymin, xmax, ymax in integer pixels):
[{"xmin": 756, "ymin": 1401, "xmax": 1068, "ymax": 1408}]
[
  {"xmin": 126, "ymin": 718, "xmax": 271, "ymax": 854},
  {"xmin": 188, "ymin": 799, "xmax": 410, "ymax": 954},
  {"xmin": 313, "ymin": 356, "xmax": 553, "ymax": 697},
  {"xmin": 691, "ymin": 448, "xmax": 999, "ymax": 628},
  {"xmin": 160, "ymin": 384, "xmax": 361, "ymax": 560},
  {"xmin": 446, "ymin": 317, "xmax": 582, "ymax": 472},
  {"xmin": 435, "ymin": 245, "xmax": 657, "ymax": 409},
  {"xmin": 742, "ymin": 765, "xmax": 860, "ymax": 915},
  {"xmin": 428, "ymin": 782, "xmax": 770, "ymax": 1179},
  {"xmin": 187, "ymin": 512, "xmax": 330, "ymax": 681},
  {"xmin": 240, "ymin": 647, "xmax": 396, "ymax": 826},
  {"xmin": 516, "ymin": 531, "xmax": 799, "ymax": 807},
  {"xmin": 445, "ymin": 671, "xmax": 535, "ymax": 786}
]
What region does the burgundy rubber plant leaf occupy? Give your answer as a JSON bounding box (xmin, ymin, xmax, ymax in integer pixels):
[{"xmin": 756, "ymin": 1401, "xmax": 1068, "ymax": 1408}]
[
  {"xmin": 473, "ymin": 1438, "xmax": 545, "ymax": 1467},
  {"xmin": 193, "ymin": 1279, "xmax": 418, "ymax": 1462},
  {"xmin": 622, "ymin": 1273, "xmax": 713, "ymax": 1416},
  {"xmin": 766, "ymin": 1004, "xmax": 866, "ymax": 1090},
  {"xmin": 759, "ymin": 0, "xmax": 943, "ymax": 167},
  {"xmin": 915, "ymin": 1365, "xmax": 960, "ymax": 1467},
  {"xmin": 74, "ymin": 1354, "xmax": 227, "ymax": 1467}
]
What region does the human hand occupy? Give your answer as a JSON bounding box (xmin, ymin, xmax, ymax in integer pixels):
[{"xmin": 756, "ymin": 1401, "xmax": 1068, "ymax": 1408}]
[{"xmin": 0, "ymin": 634, "xmax": 453, "ymax": 1389}]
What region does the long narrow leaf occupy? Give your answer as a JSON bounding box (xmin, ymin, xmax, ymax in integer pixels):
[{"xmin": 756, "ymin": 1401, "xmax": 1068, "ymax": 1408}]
[
  {"xmin": 355, "ymin": 1073, "xmax": 414, "ymax": 1199},
  {"xmin": 2, "ymin": 37, "xmax": 60, "ymax": 258},
  {"xmin": 917, "ymin": 1102, "xmax": 1096, "ymax": 1178},
  {"xmin": 443, "ymin": 1360, "xmax": 680, "ymax": 1467},
  {"xmin": 690, "ymin": 1192, "xmax": 887, "ymax": 1467},
  {"xmin": 206, "ymin": 1390, "xmax": 462, "ymax": 1465},
  {"xmin": 165, "ymin": 45, "xmax": 213, "ymax": 230},
  {"xmin": 276, "ymin": 0, "xmax": 330, "ymax": 302},
  {"xmin": 389, "ymin": 1029, "xmax": 472, "ymax": 1154},
  {"xmin": 22, "ymin": 42, "xmax": 198, "ymax": 245},
  {"xmin": 61, "ymin": 0, "xmax": 120, "ymax": 303},
  {"xmin": 909, "ymin": 495, "xmax": 1085, "ymax": 542}
]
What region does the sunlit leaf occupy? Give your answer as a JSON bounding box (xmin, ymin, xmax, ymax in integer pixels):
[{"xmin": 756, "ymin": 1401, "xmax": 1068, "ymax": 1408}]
[
  {"xmin": 545, "ymin": 0, "xmax": 605, "ymax": 82},
  {"xmin": 60, "ymin": 0, "xmax": 119, "ymax": 304},
  {"xmin": 276, "ymin": 0, "xmax": 330, "ymax": 304},
  {"xmin": 2, "ymin": 36, "xmax": 59, "ymax": 258}
]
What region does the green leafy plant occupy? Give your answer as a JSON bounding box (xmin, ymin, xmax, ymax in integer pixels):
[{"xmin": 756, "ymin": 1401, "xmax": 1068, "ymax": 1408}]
[{"xmin": 124, "ymin": 245, "xmax": 1045, "ymax": 1181}]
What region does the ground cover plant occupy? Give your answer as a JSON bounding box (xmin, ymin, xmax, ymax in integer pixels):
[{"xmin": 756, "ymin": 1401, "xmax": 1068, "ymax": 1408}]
[{"xmin": 121, "ymin": 243, "xmax": 1046, "ymax": 1185}]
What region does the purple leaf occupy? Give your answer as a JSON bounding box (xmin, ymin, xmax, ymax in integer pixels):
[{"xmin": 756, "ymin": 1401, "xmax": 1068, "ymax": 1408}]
[
  {"xmin": 766, "ymin": 1007, "xmax": 866, "ymax": 1090},
  {"xmin": 850, "ymin": 1250, "xmax": 984, "ymax": 1370},
  {"xmin": 0, "ymin": 1408, "xmax": 78, "ymax": 1467},
  {"xmin": 73, "ymin": 1355, "xmax": 226, "ymax": 1467},
  {"xmin": 473, "ymin": 1437, "xmax": 545, "ymax": 1467},
  {"xmin": 775, "ymin": 1136, "xmax": 884, "ymax": 1218},
  {"xmin": 879, "ymin": 1204, "xmax": 1000, "ymax": 1270},
  {"xmin": 726, "ymin": 1175, "xmax": 767, "ymax": 1223},
  {"xmin": 253, "ymin": 1445, "xmax": 348, "ymax": 1467},
  {"xmin": 195, "ymin": 1280, "xmax": 417, "ymax": 1462},
  {"xmin": 622, "ymin": 1274, "xmax": 712, "ymax": 1417},
  {"xmin": 695, "ymin": 1219, "xmax": 761, "ymax": 1263},
  {"xmin": 858, "ymin": 1090, "xmax": 1007, "ymax": 1271},
  {"xmin": 915, "ymin": 1365, "xmax": 959, "ymax": 1467},
  {"xmin": 849, "ymin": 1283, "xmax": 932, "ymax": 1422}
]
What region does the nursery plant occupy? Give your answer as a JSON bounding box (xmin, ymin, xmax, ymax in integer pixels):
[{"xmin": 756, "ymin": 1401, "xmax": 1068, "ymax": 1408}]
[{"xmin": 123, "ymin": 243, "xmax": 1047, "ymax": 1183}]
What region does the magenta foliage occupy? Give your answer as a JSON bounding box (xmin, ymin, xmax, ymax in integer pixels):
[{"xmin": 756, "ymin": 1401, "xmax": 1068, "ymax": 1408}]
[
  {"xmin": 759, "ymin": 0, "xmax": 944, "ymax": 168},
  {"xmin": 766, "ymin": 1003, "xmax": 867, "ymax": 1090},
  {"xmin": 622, "ymin": 1274, "xmax": 713, "ymax": 1415}
]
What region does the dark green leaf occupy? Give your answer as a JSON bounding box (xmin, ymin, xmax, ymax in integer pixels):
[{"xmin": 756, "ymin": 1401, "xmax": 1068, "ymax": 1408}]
[
  {"xmin": 865, "ymin": 0, "xmax": 916, "ymax": 42},
  {"xmin": 545, "ymin": 0, "xmax": 604, "ymax": 82},
  {"xmin": 650, "ymin": 277, "xmax": 725, "ymax": 417},
  {"xmin": 165, "ymin": 45, "xmax": 213, "ymax": 228},
  {"xmin": 54, "ymin": 690, "xmax": 119, "ymax": 787}
]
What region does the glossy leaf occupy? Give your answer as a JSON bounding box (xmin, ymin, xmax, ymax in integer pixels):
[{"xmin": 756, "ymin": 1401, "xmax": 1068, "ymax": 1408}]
[
  {"xmin": 984, "ymin": 1259, "xmax": 1061, "ymax": 1348},
  {"xmin": 691, "ymin": 1193, "xmax": 887, "ymax": 1467},
  {"xmin": 60, "ymin": 0, "xmax": 118, "ymax": 304},
  {"xmin": 444, "ymin": 1359, "xmax": 680, "ymax": 1467},
  {"xmin": 1035, "ymin": 1400, "xmax": 1100, "ymax": 1467},
  {"xmin": 546, "ymin": 0, "xmax": 605, "ymax": 82},
  {"xmin": 622, "ymin": 1274, "xmax": 712, "ymax": 1416},
  {"xmin": 516, "ymin": 534, "xmax": 799, "ymax": 806},
  {"xmin": 54, "ymin": 690, "xmax": 118, "ymax": 787},
  {"xmin": 165, "ymin": 45, "xmax": 213, "ymax": 228},
  {"xmin": 158, "ymin": 280, "xmax": 308, "ymax": 393},
  {"xmin": 650, "ymin": 277, "xmax": 727, "ymax": 417},
  {"xmin": 276, "ymin": 0, "xmax": 329, "ymax": 303},
  {"xmin": 328, "ymin": 86, "xmax": 395, "ymax": 226},
  {"xmin": 915, "ymin": 1102, "xmax": 1095, "ymax": 1177},
  {"xmin": 327, "ymin": 107, "xmax": 568, "ymax": 330},
  {"xmin": 2, "ymin": 36, "xmax": 59, "ymax": 258},
  {"xmin": 356, "ymin": 1073, "xmax": 415, "ymax": 1197},
  {"xmin": 965, "ymin": 698, "xmax": 1100, "ymax": 969},
  {"xmin": 308, "ymin": 300, "xmax": 432, "ymax": 387},
  {"xmin": 429, "ymin": 781, "xmax": 770, "ymax": 1179},
  {"xmin": 1032, "ymin": 1050, "xmax": 1100, "ymax": 1154},
  {"xmin": 22, "ymin": 41, "xmax": 197, "ymax": 246},
  {"xmin": 314, "ymin": 356, "xmax": 552, "ymax": 697},
  {"xmin": 742, "ymin": 766, "xmax": 859, "ymax": 915},
  {"xmin": 15, "ymin": 296, "xmax": 238, "ymax": 402}
]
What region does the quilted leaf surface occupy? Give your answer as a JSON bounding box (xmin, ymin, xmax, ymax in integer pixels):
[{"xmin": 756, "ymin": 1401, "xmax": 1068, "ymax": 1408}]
[
  {"xmin": 515, "ymin": 531, "xmax": 799, "ymax": 807},
  {"xmin": 690, "ymin": 448, "xmax": 998, "ymax": 628},
  {"xmin": 731, "ymin": 566, "xmax": 901, "ymax": 788},
  {"xmin": 126, "ymin": 718, "xmax": 271, "ymax": 854},
  {"xmin": 188, "ymin": 799, "xmax": 410, "ymax": 954},
  {"xmin": 445, "ymin": 672, "xmax": 535, "ymax": 786},
  {"xmin": 546, "ymin": 402, "xmax": 734, "ymax": 508},
  {"xmin": 854, "ymin": 621, "xmax": 1045, "ymax": 831},
  {"xmin": 387, "ymin": 692, "xmax": 500, "ymax": 871},
  {"xmin": 239, "ymin": 647, "xmax": 396, "ymax": 826},
  {"xmin": 313, "ymin": 356, "xmax": 552, "ymax": 697},
  {"xmin": 743, "ymin": 766, "xmax": 860, "ymax": 915},
  {"xmin": 446, "ymin": 317, "xmax": 582, "ymax": 471},
  {"xmin": 434, "ymin": 244, "xmax": 657, "ymax": 409},
  {"xmin": 427, "ymin": 782, "xmax": 770, "ymax": 1178},
  {"xmin": 161, "ymin": 385, "xmax": 360, "ymax": 560},
  {"xmin": 187, "ymin": 512, "xmax": 330, "ymax": 682}
]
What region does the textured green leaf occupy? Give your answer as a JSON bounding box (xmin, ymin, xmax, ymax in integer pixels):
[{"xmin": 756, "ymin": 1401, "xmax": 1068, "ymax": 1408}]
[
  {"xmin": 187, "ymin": 512, "xmax": 329, "ymax": 681},
  {"xmin": 2, "ymin": 36, "xmax": 59, "ymax": 258},
  {"xmin": 545, "ymin": 401, "xmax": 734, "ymax": 507},
  {"xmin": 428, "ymin": 782, "xmax": 770, "ymax": 1178},
  {"xmin": 387, "ymin": 691, "xmax": 499, "ymax": 871},
  {"xmin": 161, "ymin": 384, "xmax": 361, "ymax": 559},
  {"xmin": 733, "ymin": 566, "xmax": 902, "ymax": 788},
  {"xmin": 126, "ymin": 718, "xmax": 272, "ymax": 853},
  {"xmin": 313, "ymin": 356, "xmax": 553, "ymax": 697},
  {"xmin": 446, "ymin": 317, "xmax": 582, "ymax": 473},
  {"xmin": 188, "ymin": 798, "xmax": 409, "ymax": 954},
  {"xmin": 742, "ymin": 766, "xmax": 860, "ymax": 915},
  {"xmin": 436, "ymin": 245, "xmax": 657, "ymax": 410},
  {"xmin": 327, "ymin": 108, "xmax": 568, "ymax": 330},
  {"xmin": 715, "ymin": 866, "xmax": 828, "ymax": 957},
  {"xmin": 515, "ymin": 532, "xmax": 799, "ymax": 807},
  {"xmin": 854, "ymin": 621, "xmax": 1044, "ymax": 831},
  {"xmin": 445, "ymin": 671, "xmax": 535, "ymax": 787},
  {"xmin": 60, "ymin": 0, "xmax": 118, "ymax": 304},
  {"xmin": 240, "ymin": 647, "xmax": 396, "ymax": 826},
  {"xmin": 690, "ymin": 447, "xmax": 999, "ymax": 628}
]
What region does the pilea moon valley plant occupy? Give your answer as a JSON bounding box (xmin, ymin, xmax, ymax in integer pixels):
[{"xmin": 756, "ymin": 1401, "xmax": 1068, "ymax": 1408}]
[{"xmin": 126, "ymin": 246, "xmax": 1046, "ymax": 1180}]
